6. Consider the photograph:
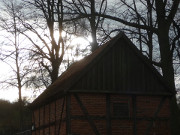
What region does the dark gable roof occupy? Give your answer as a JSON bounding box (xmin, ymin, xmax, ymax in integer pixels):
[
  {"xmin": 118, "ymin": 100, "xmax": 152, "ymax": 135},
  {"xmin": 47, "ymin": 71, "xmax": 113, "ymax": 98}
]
[{"xmin": 30, "ymin": 32, "xmax": 174, "ymax": 108}]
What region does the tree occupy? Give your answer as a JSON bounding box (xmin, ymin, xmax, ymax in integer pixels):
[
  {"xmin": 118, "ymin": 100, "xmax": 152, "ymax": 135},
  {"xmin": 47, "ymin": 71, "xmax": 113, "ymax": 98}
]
[
  {"xmin": 65, "ymin": 0, "xmax": 108, "ymax": 52},
  {"xmin": 62, "ymin": 0, "xmax": 180, "ymax": 133},
  {"xmin": 19, "ymin": 0, "xmax": 110, "ymax": 89},
  {"xmin": 0, "ymin": 99, "xmax": 31, "ymax": 135},
  {"xmin": 0, "ymin": 0, "xmax": 31, "ymax": 130},
  {"xmin": 93, "ymin": 0, "xmax": 180, "ymax": 134},
  {"xmin": 95, "ymin": 0, "xmax": 180, "ymax": 92},
  {"xmin": 21, "ymin": 0, "xmax": 67, "ymax": 85}
]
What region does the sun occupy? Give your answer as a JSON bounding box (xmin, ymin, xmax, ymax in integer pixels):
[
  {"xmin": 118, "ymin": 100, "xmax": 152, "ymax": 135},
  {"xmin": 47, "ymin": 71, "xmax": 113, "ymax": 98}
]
[{"xmin": 63, "ymin": 35, "xmax": 92, "ymax": 62}]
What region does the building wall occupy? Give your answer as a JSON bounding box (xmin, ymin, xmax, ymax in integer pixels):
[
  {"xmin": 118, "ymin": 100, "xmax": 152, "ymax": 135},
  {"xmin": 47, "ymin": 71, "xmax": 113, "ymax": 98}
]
[{"xmin": 32, "ymin": 93, "xmax": 171, "ymax": 135}]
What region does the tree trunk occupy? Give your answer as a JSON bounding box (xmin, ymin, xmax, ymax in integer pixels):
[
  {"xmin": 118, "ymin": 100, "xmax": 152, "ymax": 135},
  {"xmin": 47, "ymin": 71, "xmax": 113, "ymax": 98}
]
[
  {"xmin": 158, "ymin": 27, "xmax": 175, "ymax": 92},
  {"xmin": 90, "ymin": 0, "xmax": 98, "ymax": 52},
  {"xmin": 158, "ymin": 29, "xmax": 180, "ymax": 135},
  {"xmin": 51, "ymin": 60, "xmax": 60, "ymax": 83},
  {"xmin": 158, "ymin": 26, "xmax": 180, "ymax": 135},
  {"xmin": 156, "ymin": 8, "xmax": 180, "ymax": 132}
]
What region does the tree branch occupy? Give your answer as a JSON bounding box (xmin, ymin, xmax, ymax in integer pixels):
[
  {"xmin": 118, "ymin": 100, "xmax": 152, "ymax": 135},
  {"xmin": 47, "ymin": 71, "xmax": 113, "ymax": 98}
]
[{"xmin": 94, "ymin": 13, "xmax": 158, "ymax": 33}]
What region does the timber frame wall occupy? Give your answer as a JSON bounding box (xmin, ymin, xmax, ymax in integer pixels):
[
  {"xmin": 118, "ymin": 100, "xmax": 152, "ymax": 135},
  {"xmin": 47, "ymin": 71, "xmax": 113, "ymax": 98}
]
[{"xmin": 32, "ymin": 93, "xmax": 171, "ymax": 135}]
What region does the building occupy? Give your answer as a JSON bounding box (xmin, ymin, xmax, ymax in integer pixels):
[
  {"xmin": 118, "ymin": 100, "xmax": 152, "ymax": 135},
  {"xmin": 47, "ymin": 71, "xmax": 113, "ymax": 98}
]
[{"xmin": 30, "ymin": 32, "xmax": 174, "ymax": 135}]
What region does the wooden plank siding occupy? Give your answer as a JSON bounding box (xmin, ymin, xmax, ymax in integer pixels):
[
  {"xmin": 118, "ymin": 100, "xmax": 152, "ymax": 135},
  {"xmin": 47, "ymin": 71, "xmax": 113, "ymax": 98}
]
[{"xmin": 71, "ymin": 38, "xmax": 166, "ymax": 94}]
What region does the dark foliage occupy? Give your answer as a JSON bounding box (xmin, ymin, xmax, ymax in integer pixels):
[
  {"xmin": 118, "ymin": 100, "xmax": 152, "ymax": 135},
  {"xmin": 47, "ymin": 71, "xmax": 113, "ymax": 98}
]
[{"xmin": 0, "ymin": 99, "xmax": 31, "ymax": 135}]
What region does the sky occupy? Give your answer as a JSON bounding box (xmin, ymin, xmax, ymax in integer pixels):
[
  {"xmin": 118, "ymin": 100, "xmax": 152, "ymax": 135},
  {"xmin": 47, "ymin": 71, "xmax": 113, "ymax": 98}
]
[
  {"xmin": 0, "ymin": 37, "xmax": 180, "ymax": 102},
  {"xmin": 0, "ymin": 61, "xmax": 36, "ymax": 102},
  {"xmin": 0, "ymin": 0, "xmax": 179, "ymax": 102},
  {"xmin": 0, "ymin": 0, "xmax": 91, "ymax": 102},
  {"xmin": 1, "ymin": 40, "xmax": 180, "ymax": 102},
  {"xmin": 0, "ymin": 36, "xmax": 90, "ymax": 102}
]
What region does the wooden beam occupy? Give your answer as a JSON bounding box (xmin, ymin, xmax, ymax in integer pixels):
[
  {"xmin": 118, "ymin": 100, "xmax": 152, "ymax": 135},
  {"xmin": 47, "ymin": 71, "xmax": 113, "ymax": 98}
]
[
  {"xmin": 55, "ymin": 100, "xmax": 56, "ymax": 135},
  {"xmin": 74, "ymin": 93, "xmax": 101, "ymax": 135},
  {"xmin": 66, "ymin": 95, "xmax": 71, "ymax": 135},
  {"xmin": 69, "ymin": 90, "xmax": 172, "ymax": 96},
  {"xmin": 69, "ymin": 115, "xmax": 169, "ymax": 121},
  {"xmin": 32, "ymin": 111, "xmax": 36, "ymax": 135},
  {"xmin": 57, "ymin": 97, "xmax": 66, "ymax": 135},
  {"xmin": 103, "ymin": 58, "xmax": 106, "ymax": 90},
  {"xmin": 35, "ymin": 121, "xmax": 56, "ymax": 131},
  {"xmin": 106, "ymin": 94, "xmax": 112, "ymax": 135},
  {"xmin": 39, "ymin": 107, "xmax": 40, "ymax": 135},
  {"xmin": 112, "ymin": 47, "xmax": 116, "ymax": 89},
  {"xmin": 49, "ymin": 104, "xmax": 50, "ymax": 134},
  {"xmin": 43, "ymin": 105, "xmax": 45, "ymax": 135},
  {"xmin": 132, "ymin": 96, "xmax": 137, "ymax": 135},
  {"xmin": 144, "ymin": 97, "xmax": 166, "ymax": 135},
  {"xmin": 71, "ymin": 115, "xmax": 106, "ymax": 120}
]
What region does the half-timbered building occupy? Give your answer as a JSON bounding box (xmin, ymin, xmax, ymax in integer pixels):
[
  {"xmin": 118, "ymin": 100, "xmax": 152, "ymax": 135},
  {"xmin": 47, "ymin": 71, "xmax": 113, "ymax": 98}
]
[{"xmin": 30, "ymin": 32, "xmax": 174, "ymax": 135}]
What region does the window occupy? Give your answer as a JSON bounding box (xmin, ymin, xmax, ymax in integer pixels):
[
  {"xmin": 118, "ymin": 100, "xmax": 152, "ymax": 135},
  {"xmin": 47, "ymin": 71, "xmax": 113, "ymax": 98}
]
[{"xmin": 113, "ymin": 103, "xmax": 129, "ymax": 117}]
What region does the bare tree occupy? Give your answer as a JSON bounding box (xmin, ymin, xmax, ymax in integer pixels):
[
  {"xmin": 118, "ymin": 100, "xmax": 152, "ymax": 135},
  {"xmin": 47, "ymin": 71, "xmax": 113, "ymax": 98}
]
[
  {"xmin": 65, "ymin": 0, "xmax": 108, "ymax": 52},
  {"xmin": 0, "ymin": 0, "xmax": 29, "ymax": 130},
  {"xmin": 93, "ymin": 0, "xmax": 180, "ymax": 134},
  {"xmin": 20, "ymin": 0, "xmax": 68, "ymax": 85},
  {"xmin": 95, "ymin": 0, "xmax": 180, "ymax": 92}
]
